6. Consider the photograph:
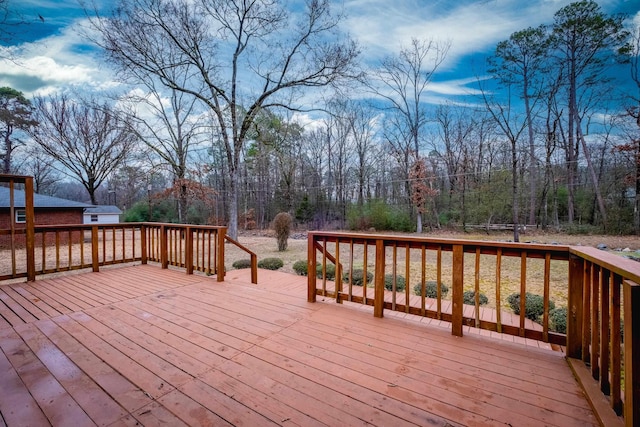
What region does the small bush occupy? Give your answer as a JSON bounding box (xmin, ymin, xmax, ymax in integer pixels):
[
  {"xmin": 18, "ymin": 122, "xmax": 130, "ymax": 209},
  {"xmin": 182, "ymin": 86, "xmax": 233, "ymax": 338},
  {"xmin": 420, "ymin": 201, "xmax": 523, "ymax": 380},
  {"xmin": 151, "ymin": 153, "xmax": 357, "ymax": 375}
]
[
  {"xmin": 257, "ymin": 257, "xmax": 284, "ymax": 270},
  {"xmin": 463, "ymin": 290, "xmax": 489, "ymax": 306},
  {"xmin": 507, "ymin": 292, "xmax": 555, "ymax": 321},
  {"xmin": 413, "ymin": 281, "xmax": 449, "ymax": 298},
  {"xmin": 549, "ymin": 307, "xmax": 567, "ymax": 334},
  {"xmin": 316, "ymin": 263, "xmax": 336, "ymax": 280},
  {"xmin": 272, "ymin": 212, "xmax": 293, "ymax": 251},
  {"xmin": 232, "ymin": 259, "xmax": 252, "ymax": 269},
  {"xmin": 293, "ymin": 260, "xmax": 308, "ymax": 276},
  {"xmin": 345, "ymin": 269, "xmax": 374, "ymax": 286},
  {"xmin": 384, "ymin": 274, "xmax": 406, "ymax": 292}
]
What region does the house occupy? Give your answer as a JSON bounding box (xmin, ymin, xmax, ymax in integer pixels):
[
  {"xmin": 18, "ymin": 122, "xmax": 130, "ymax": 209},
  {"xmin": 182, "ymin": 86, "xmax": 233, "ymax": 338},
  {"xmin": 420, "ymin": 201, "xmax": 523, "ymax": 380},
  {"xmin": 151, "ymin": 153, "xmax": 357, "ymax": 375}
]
[
  {"xmin": 83, "ymin": 205, "xmax": 122, "ymax": 224},
  {"xmin": 0, "ymin": 186, "xmax": 93, "ymax": 228},
  {"xmin": 0, "ymin": 186, "xmax": 92, "ymax": 246}
]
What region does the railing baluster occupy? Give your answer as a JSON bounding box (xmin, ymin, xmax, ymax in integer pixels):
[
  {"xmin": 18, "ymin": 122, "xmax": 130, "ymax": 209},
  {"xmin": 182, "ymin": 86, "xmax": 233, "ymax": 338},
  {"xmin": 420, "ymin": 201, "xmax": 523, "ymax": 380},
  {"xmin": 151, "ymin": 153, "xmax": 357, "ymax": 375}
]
[
  {"xmin": 599, "ymin": 269, "xmax": 610, "ymax": 395},
  {"xmin": 581, "ymin": 261, "xmax": 592, "ymax": 363},
  {"xmin": 543, "ymin": 253, "xmax": 551, "ymax": 342},
  {"xmin": 420, "ymin": 244, "xmax": 426, "ymax": 317},
  {"xmin": 373, "ymin": 238, "xmax": 385, "ymax": 318},
  {"xmin": 452, "ymin": 244, "xmax": 464, "ymax": 337},
  {"xmin": 55, "ymin": 231, "xmax": 60, "ymax": 271},
  {"xmin": 496, "ymin": 248, "xmax": 502, "ymax": 333},
  {"xmin": 475, "ymin": 247, "xmax": 481, "ymax": 328},
  {"xmin": 519, "ymin": 251, "xmax": 527, "ymax": 336},
  {"xmin": 363, "ymin": 241, "xmax": 368, "ymax": 304},
  {"xmin": 405, "ymin": 245, "xmax": 410, "ymax": 313},
  {"xmin": 610, "ymin": 273, "xmax": 621, "ymax": 415},
  {"xmin": 391, "ymin": 242, "xmax": 396, "ymax": 311},
  {"xmin": 437, "ymin": 246, "xmax": 442, "ymax": 320},
  {"xmin": 335, "ymin": 239, "xmax": 341, "ymax": 303},
  {"xmin": 349, "ymin": 239, "xmax": 354, "ymax": 301},
  {"xmin": 591, "ymin": 264, "xmax": 601, "ymax": 380}
]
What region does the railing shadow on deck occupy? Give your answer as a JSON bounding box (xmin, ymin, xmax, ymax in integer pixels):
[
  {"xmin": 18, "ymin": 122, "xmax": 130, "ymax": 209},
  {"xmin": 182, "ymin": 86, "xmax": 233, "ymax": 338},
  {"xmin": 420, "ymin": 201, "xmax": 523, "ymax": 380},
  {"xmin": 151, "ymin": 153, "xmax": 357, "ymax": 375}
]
[
  {"xmin": 307, "ymin": 231, "xmax": 639, "ymax": 427},
  {"xmin": 0, "ymin": 222, "xmax": 258, "ymax": 285}
]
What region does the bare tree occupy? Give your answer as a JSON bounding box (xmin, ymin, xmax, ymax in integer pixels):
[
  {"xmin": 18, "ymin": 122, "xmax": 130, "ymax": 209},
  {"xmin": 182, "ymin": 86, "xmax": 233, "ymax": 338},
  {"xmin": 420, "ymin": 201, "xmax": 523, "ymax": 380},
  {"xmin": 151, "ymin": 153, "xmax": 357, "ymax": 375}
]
[
  {"xmin": 368, "ymin": 38, "xmax": 449, "ymax": 231},
  {"xmin": 122, "ymin": 80, "xmax": 207, "ymax": 223},
  {"xmin": 550, "ymin": 0, "xmax": 627, "ymax": 229},
  {"xmin": 480, "ymin": 80, "xmax": 528, "ymax": 242},
  {"xmin": 89, "ymin": 0, "xmax": 360, "ymax": 238},
  {"xmin": 30, "ymin": 94, "xmax": 137, "ymax": 204}
]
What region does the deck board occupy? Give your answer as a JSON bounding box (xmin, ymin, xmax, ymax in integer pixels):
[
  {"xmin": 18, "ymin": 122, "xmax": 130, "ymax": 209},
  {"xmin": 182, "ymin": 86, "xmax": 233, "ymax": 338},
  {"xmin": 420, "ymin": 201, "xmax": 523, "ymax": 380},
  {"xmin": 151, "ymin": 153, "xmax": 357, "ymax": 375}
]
[{"xmin": 0, "ymin": 265, "xmax": 597, "ymax": 426}]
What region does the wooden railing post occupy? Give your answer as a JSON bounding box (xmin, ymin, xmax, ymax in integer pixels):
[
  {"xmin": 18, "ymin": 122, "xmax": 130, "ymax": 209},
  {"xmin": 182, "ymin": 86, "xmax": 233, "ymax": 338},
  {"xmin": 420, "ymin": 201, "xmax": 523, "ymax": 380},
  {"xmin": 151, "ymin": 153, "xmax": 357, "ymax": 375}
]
[
  {"xmin": 307, "ymin": 233, "xmax": 317, "ymax": 303},
  {"xmin": 91, "ymin": 226, "xmax": 99, "ymax": 272},
  {"xmin": 624, "ymin": 280, "xmax": 639, "ymax": 427},
  {"xmin": 185, "ymin": 226, "xmax": 193, "ymax": 275},
  {"xmin": 216, "ymin": 227, "xmax": 225, "ymax": 282},
  {"xmin": 567, "ymin": 254, "xmax": 584, "ymax": 359},
  {"xmin": 250, "ymin": 253, "xmax": 258, "ymax": 284},
  {"xmin": 373, "ymin": 239, "xmax": 385, "ymax": 318},
  {"xmin": 24, "ymin": 177, "xmax": 35, "ymax": 281},
  {"xmin": 141, "ymin": 224, "xmax": 147, "ymax": 264},
  {"xmin": 451, "ymin": 244, "xmax": 464, "ymax": 337},
  {"xmin": 160, "ymin": 225, "xmax": 168, "ymax": 269}
]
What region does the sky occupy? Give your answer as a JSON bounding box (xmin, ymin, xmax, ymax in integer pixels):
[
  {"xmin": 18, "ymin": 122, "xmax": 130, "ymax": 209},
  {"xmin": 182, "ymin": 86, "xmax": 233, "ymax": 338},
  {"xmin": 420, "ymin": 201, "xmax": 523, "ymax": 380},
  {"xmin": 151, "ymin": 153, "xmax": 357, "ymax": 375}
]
[{"xmin": 0, "ymin": 0, "xmax": 639, "ymax": 106}]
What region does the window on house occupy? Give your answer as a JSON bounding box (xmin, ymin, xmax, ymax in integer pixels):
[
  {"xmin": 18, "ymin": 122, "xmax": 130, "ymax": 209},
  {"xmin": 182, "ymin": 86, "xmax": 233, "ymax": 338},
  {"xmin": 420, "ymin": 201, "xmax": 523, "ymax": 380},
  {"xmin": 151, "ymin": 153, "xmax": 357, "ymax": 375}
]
[
  {"xmin": 15, "ymin": 209, "xmax": 26, "ymax": 223},
  {"xmin": 90, "ymin": 214, "xmax": 99, "ymax": 222}
]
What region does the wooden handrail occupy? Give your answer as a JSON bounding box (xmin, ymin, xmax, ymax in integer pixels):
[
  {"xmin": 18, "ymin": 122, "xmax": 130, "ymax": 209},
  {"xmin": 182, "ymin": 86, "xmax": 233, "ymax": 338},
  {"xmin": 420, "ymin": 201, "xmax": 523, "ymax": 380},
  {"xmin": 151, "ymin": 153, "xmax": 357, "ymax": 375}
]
[{"xmin": 224, "ymin": 234, "xmax": 258, "ymax": 284}]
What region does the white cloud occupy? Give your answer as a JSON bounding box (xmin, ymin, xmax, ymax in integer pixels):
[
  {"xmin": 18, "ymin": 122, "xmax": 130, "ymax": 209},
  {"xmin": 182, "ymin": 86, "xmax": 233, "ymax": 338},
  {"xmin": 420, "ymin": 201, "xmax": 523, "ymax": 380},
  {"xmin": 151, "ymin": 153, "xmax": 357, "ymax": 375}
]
[
  {"xmin": 343, "ymin": 0, "xmax": 621, "ymax": 69},
  {"xmin": 0, "ymin": 17, "xmax": 116, "ymax": 96}
]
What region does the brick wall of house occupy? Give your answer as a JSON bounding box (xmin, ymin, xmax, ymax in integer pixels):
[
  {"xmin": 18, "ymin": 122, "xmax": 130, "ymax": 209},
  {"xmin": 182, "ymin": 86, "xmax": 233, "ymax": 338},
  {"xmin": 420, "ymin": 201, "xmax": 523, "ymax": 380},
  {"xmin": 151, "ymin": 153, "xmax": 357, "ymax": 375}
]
[{"xmin": 0, "ymin": 209, "xmax": 85, "ymax": 247}]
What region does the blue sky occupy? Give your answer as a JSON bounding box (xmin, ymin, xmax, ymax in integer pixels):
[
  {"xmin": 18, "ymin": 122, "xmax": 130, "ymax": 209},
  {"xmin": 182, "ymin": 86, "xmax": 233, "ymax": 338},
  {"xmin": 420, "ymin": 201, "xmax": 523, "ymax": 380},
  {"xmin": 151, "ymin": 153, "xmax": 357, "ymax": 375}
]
[{"xmin": 1, "ymin": 0, "xmax": 638, "ymax": 105}]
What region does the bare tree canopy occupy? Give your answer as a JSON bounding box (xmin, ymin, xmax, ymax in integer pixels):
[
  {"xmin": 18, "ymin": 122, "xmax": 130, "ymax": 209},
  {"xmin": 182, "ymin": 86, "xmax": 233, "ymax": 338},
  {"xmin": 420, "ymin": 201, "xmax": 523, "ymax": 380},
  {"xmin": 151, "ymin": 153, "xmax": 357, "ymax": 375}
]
[
  {"xmin": 367, "ymin": 37, "xmax": 450, "ymax": 232},
  {"xmin": 29, "ymin": 94, "xmax": 137, "ymax": 204},
  {"xmin": 88, "ymin": 0, "xmax": 361, "ymax": 237}
]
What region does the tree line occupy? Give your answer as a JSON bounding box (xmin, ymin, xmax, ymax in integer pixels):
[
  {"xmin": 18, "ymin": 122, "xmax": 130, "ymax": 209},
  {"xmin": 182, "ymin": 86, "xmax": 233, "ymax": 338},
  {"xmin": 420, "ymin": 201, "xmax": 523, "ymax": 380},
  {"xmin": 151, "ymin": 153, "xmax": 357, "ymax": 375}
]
[{"xmin": 1, "ymin": 0, "xmax": 639, "ymax": 239}]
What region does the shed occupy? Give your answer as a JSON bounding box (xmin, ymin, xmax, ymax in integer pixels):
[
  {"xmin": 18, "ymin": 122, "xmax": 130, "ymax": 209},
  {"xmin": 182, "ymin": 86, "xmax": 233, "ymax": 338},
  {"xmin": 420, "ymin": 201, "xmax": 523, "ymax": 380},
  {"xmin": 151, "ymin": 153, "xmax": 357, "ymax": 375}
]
[{"xmin": 83, "ymin": 205, "xmax": 122, "ymax": 224}]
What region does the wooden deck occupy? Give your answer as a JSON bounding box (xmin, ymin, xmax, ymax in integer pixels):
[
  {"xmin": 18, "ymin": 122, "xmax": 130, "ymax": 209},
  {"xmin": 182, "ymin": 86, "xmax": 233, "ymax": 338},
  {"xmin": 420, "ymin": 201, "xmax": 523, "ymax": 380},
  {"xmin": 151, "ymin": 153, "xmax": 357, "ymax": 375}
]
[{"xmin": 0, "ymin": 265, "xmax": 597, "ymax": 426}]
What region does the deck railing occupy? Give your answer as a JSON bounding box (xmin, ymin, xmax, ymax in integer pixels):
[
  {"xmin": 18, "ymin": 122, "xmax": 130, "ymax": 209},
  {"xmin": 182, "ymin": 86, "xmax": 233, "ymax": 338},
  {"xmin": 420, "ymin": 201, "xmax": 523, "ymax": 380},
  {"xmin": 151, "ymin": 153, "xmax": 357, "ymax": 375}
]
[
  {"xmin": 0, "ymin": 223, "xmax": 257, "ymax": 284},
  {"xmin": 307, "ymin": 231, "xmax": 639, "ymax": 427}
]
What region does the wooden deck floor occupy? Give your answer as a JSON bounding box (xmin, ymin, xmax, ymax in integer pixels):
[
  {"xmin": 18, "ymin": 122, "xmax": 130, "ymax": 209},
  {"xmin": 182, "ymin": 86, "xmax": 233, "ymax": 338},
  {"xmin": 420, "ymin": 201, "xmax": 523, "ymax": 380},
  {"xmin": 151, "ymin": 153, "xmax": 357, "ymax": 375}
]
[{"xmin": 0, "ymin": 265, "xmax": 596, "ymax": 426}]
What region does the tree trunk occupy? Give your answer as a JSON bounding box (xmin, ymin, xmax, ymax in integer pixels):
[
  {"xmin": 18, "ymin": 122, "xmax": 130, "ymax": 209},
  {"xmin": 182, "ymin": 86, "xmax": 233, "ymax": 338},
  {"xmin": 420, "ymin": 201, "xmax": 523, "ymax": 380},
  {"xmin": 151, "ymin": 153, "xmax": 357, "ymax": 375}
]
[
  {"xmin": 228, "ymin": 168, "xmax": 239, "ymax": 239},
  {"xmin": 577, "ymin": 126, "xmax": 607, "ymax": 229},
  {"xmin": 511, "ymin": 140, "xmax": 520, "ymax": 243}
]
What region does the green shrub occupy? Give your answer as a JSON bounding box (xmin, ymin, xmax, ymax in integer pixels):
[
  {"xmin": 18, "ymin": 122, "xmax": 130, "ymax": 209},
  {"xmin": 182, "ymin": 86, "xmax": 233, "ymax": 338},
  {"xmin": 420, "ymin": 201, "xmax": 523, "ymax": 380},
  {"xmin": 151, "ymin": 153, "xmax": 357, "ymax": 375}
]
[
  {"xmin": 413, "ymin": 281, "xmax": 449, "ymax": 298},
  {"xmin": 344, "ymin": 269, "xmax": 374, "ymax": 286},
  {"xmin": 316, "ymin": 263, "xmax": 336, "ymax": 280},
  {"xmin": 463, "ymin": 290, "xmax": 489, "ymax": 306},
  {"xmin": 507, "ymin": 292, "xmax": 555, "ymax": 321},
  {"xmin": 384, "ymin": 274, "xmax": 406, "ymax": 292},
  {"xmin": 293, "ymin": 260, "xmax": 308, "ymax": 276},
  {"xmin": 232, "ymin": 259, "xmax": 252, "ymax": 269},
  {"xmin": 257, "ymin": 257, "xmax": 284, "ymax": 270},
  {"xmin": 549, "ymin": 307, "xmax": 567, "ymax": 334}
]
